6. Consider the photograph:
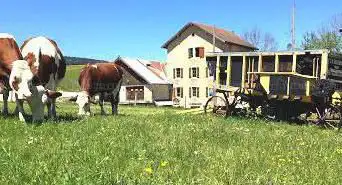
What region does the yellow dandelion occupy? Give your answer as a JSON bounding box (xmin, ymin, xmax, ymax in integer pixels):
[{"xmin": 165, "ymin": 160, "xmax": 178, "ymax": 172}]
[
  {"xmin": 144, "ymin": 167, "xmax": 153, "ymax": 174},
  {"xmin": 160, "ymin": 161, "xmax": 168, "ymax": 167},
  {"xmin": 336, "ymin": 148, "xmax": 342, "ymax": 154}
]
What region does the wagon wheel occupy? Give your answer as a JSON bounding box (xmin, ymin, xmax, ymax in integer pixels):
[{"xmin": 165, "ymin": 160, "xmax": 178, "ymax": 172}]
[
  {"xmin": 204, "ymin": 96, "xmax": 229, "ymax": 117},
  {"xmin": 233, "ymin": 87, "xmax": 252, "ymax": 116},
  {"xmin": 313, "ymin": 106, "xmax": 342, "ymax": 129},
  {"xmin": 261, "ymin": 101, "xmax": 277, "ymax": 120}
]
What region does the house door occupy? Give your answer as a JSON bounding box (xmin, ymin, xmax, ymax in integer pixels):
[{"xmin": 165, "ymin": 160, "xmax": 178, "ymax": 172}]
[{"xmin": 126, "ymin": 86, "xmax": 144, "ymax": 101}]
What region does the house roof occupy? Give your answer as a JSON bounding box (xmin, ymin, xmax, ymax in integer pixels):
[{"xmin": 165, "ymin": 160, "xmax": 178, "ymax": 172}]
[
  {"xmin": 161, "ymin": 22, "xmax": 257, "ymax": 50},
  {"xmin": 114, "ymin": 57, "xmax": 170, "ymax": 85}
]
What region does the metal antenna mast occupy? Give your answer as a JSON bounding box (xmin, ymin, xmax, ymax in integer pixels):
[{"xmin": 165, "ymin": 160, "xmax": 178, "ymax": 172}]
[{"xmin": 291, "ymin": 0, "xmax": 296, "ymax": 50}]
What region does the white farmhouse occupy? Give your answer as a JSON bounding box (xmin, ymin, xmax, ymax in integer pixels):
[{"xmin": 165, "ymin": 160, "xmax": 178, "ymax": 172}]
[{"xmin": 162, "ymin": 22, "xmax": 256, "ymax": 108}]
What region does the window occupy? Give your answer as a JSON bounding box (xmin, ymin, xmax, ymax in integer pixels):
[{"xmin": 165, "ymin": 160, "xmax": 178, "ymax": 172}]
[
  {"xmin": 173, "ymin": 68, "xmax": 183, "ymax": 78},
  {"xmin": 195, "ymin": 47, "xmax": 205, "ymax": 58},
  {"xmin": 189, "ymin": 87, "xmax": 199, "ymax": 98},
  {"xmin": 189, "ymin": 67, "xmax": 199, "ymax": 78},
  {"xmin": 176, "ymin": 87, "xmax": 183, "ymax": 98},
  {"xmin": 189, "ymin": 47, "xmax": 205, "ymax": 58},
  {"xmin": 188, "ymin": 48, "xmax": 193, "ymax": 58},
  {"xmin": 126, "ymin": 86, "xmax": 144, "ymax": 100},
  {"xmin": 206, "ymin": 87, "xmax": 213, "ymax": 97}
]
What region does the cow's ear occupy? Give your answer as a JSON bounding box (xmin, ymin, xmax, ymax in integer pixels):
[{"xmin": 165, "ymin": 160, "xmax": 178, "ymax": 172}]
[
  {"xmin": 45, "ymin": 90, "xmax": 62, "ymax": 99},
  {"xmin": 69, "ymin": 95, "xmax": 78, "ymax": 102},
  {"xmin": 11, "ymin": 77, "xmax": 19, "ymax": 91},
  {"xmin": 88, "ymin": 96, "xmax": 98, "ymax": 104}
]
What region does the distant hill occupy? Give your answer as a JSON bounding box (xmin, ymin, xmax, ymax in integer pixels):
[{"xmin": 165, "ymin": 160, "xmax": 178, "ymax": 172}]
[{"xmin": 64, "ymin": 56, "xmax": 109, "ymax": 65}]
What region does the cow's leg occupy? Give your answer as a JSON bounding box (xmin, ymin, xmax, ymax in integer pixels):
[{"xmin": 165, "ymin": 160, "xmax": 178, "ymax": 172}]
[
  {"xmin": 99, "ymin": 93, "xmax": 106, "ymax": 115},
  {"xmin": 110, "ymin": 93, "xmax": 116, "ymax": 115},
  {"xmin": 50, "ymin": 98, "xmax": 57, "ymax": 119},
  {"xmin": 15, "ymin": 95, "xmax": 26, "ymax": 122},
  {"xmin": 111, "ymin": 81, "xmax": 122, "ymax": 115},
  {"xmin": 2, "ymin": 89, "xmax": 9, "ymax": 115},
  {"xmin": 13, "ymin": 92, "xmax": 20, "ymax": 115},
  {"xmin": 111, "ymin": 92, "xmax": 120, "ymax": 115},
  {"xmin": 46, "ymin": 98, "xmax": 52, "ymax": 118}
]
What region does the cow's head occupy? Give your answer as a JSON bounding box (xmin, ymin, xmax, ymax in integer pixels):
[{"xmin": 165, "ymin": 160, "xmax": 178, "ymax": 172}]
[
  {"xmin": 32, "ymin": 87, "xmax": 62, "ymax": 122},
  {"xmin": 69, "ymin": 91, "xmax": 98, "ymax": 115},
  {"xmin": 17, "ymin": 85, "xmax": 62, "ymax": 123},
  {"xmin": 10, "ymin": 60, "xmax": 34, "ymax": 99}
]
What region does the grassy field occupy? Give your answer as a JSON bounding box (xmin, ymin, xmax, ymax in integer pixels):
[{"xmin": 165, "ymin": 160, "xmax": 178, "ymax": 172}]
[
  {"xmin": 58, "ymin": 65, "xmax": 84, "ymax": 91},
  {"xmin": 1, "ymin": 103, "xmax": 342, "ymax": 184}
]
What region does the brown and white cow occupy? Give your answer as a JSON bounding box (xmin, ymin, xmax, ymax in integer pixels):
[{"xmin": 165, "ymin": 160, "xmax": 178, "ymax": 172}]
[
  {"xmin": 20, "ymin": 36, "xmax": 66, "ymax": 119},
  {"xmin": 9, "ymin": 60, "xmax": 62, "ymax": 122},
  {"xmin": 70, "ymin": 63, "xmax": 123, "ymax": 115},
  {"xmin": 0, "ymin": 33, "xmax": 23, "ymax": 115}
]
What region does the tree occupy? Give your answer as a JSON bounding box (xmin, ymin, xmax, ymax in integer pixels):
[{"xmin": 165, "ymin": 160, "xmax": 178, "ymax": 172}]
[
  {"xmin": 243, "ymin": 27, "xmax": 278, "ymax": 51},
  {"xmin": 301, "ymin": 14, "xmax": 342, "ymax": 52},
  {"xmin": 331, "ymin": 13, "xmax": 342, "ymax": 32}
]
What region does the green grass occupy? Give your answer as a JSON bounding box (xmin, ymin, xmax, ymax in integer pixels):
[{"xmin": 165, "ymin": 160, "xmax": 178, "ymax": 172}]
[
  {"xmin": 58, "ymin": 65, "xmax": 84, "ymax": 91},
  {"xmin": 1, "ymin": 104, "xmax": 342, "ymax": 184}
]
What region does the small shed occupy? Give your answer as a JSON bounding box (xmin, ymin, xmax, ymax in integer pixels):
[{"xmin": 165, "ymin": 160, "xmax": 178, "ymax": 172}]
[{"xmin": 114, "ymin": 57, "xmax": 173, "ymax": 105}]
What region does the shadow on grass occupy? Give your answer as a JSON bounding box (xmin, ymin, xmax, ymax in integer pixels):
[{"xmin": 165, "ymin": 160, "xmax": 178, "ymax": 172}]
[
  {"xmin": 10, "ymin": 113, "xmax": 84, "ymax": 126},
  {"xmin": 220, "ymin": 113, "xmax": 342, "ymax": 131},
  {"xmin": 52, "ymin": 113, "xmax": 83, "ymax": 123}
]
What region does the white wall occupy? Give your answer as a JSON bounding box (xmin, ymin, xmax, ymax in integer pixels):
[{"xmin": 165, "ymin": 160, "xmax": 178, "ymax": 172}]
[{"xmin": 165, "ymin": 28, "xmax": 222, "ymax": 108}]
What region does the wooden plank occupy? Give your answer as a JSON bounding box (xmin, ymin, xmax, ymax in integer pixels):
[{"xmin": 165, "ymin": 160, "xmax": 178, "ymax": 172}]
[
  {"xmin": 275, "ymin": 54, "xmax": 279, "ymax": 72},
  {"xmin": 258, "ymin": 54, "xmax": 263, "ymax": 72},
  {"xmin": 241, "ymin": 55, "xmax": 246, "ymax": 88},
  {"xmin": 226, "ymin": 55, "xmax": 231, "ymax": 87},
  {"xmin": 292, "ymin": 53, "xmax": 297, "ymax": 72}
]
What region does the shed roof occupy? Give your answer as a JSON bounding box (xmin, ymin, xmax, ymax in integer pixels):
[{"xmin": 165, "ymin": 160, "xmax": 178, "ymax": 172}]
[
  {"xmin": 114, "ymin": 57, "xmax": 170, "ymax": 85},
  {"xmin": 162, "ymin": 22, "xmax": 257, "ymax": 49}
]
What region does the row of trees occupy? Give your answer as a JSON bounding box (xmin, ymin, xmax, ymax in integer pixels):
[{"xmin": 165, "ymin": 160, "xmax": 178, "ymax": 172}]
[{"xmin": 242, "ymin": 13, "xmax": 342, "ymax": 52}]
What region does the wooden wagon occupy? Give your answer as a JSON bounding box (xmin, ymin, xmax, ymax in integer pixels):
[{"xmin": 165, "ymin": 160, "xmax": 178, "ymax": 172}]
[{"xmin": 204, "ymin": 49, "xmax": 342, "ymax": 128}]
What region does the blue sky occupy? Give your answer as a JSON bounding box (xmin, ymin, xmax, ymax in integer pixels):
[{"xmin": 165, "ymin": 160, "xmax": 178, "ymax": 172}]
[{"xmin": 1, "ymin": 0, "xmax": 341, "ymax": 61}]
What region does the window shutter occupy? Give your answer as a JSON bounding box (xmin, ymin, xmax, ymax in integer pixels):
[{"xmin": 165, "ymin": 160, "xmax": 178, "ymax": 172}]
[
  {"xmin": 197, "ymin": 88, "xmax": 199, "ymax": 97},
  {"xmin": 189, "ymin": 87, "xmax": 191, "ymax": 98},
  {"xmin": 173, "ymin": 68, "xmax": 175, "ymax": 79},
  {"xmin": 197, "ymin": 67, "xmax": 199, "ymax": 78},
  {"xmin": 199, "ymin": 47, "xmax": 205, "ymax": 58},
  {"xmin": 188, "ymin": 48, "xmax": 193, "ymax": 58},
  {"xmin": 206, "ymin": 67, "xmax": 208, "ymax": 78},
  {"xmin": 181, "ymin": 88, "xmax": 183, "ymax": 98},
  {"xmin": 206, "ymin": 87, "xmax": 208, "ymax": 98},
  {"xmin": 181, "ymin": 68, "xmax": 183, "ymax": 78},
  {"xmin": 189, "ymin": 68, "xmax": 191, "ymax": 78}
]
